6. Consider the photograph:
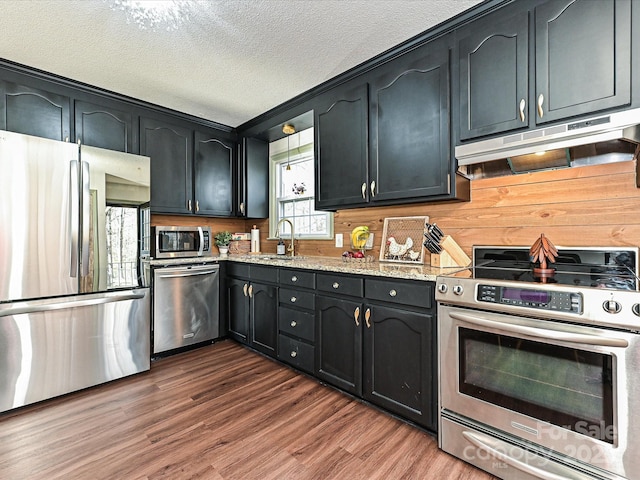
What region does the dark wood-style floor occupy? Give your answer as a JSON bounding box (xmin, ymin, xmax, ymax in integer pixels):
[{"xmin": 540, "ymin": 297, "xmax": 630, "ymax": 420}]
[{"xmin": 0, "ymin": 340, "xmax": 497, "ymax": 479}]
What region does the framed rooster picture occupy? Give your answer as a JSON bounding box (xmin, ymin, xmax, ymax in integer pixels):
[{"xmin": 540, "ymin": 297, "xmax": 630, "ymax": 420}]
[{"xmin": 379, "ymin": 216, "xmax": 429, "ymax": 264}]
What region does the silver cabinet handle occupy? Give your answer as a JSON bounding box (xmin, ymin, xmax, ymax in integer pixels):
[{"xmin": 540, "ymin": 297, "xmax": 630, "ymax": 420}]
[
  {"xmin": 537, "ymin": 93, "xmax": 544, "ymax": 118},
  {"xmin": 239, "ymin": 202, "xmax": 245, "ymax": 215},
  {"xmin": 361, "ymin": 182, "xmax": 366, "ymax": 199},
  {"xmin": 188, "ymin": 199, "xmax": 192, "ymax": 211},
  {"xmin": 248, "ymin": 284, "xmax": 253, "ymax": 298},
  {"xmin": 290, "ymin": 296, "xmax": 297, "ymax": 303},
  {"xmin": 195, "ymin": 200, "xmax": 200, "ymax": 212},
  {"xmin": 332, "ymin": 282, "xmax": 340, "ymax": 289},
  {"xmin": 370, "ymin": 180, "xmax": 376, "ymax": 197},
  {"xmin": 291, "ymin": 275, "xmax": 298, "ymax": 282},
  {"xmin": 365, "ymin": 308, "xmax": 371, "ymax": 328},
  {"xmin": 243, "ymin": 283, "xmax": 248, "ymax": 297},
  {"xmin": 519, "ymin": 98, "xmax": 526, "ymax": 122},
  {"xmin": 290, "ymin": 320, "xmax": 297, "ymax": 327},
  {"xmin": 290, "ymin": 351, "xmax": 297, "ymax": 358},
  {"xmin": 389, "ymin": 289, "xmax": 397, "ymax": 297}
]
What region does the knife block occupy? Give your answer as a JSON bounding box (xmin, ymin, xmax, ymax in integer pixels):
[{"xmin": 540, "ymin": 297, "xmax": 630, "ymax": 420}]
[{"xmin": 429, "ymin": 236, "xmax": 471, "ymax": 268}]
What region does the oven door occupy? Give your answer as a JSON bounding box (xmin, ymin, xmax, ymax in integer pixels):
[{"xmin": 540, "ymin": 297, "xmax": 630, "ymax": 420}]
[{"xmin": 439, "ymin": 304, "xmax": 640, "ymax": 479}]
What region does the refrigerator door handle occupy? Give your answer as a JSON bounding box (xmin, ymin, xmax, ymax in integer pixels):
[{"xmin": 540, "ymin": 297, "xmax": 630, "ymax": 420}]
[
  {"xmin": 69, "ymin": 160, "xmax": 80, "ymax": 278},
  {"xmin": 0, "ymin": 291, "xmax": 146, "ymax": 318},
  {"xmin": 81, "ymin": 161, "xmax": 91, "ymax": 277}
]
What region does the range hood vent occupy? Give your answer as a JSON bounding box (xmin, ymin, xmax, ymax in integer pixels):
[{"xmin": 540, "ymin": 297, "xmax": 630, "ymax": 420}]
[{"xmin": 456, "ymin": 108, "xmax": 640, "ymax": 166}]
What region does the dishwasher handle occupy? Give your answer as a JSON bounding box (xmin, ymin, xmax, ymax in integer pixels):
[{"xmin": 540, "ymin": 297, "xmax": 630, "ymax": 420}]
[{"xmin": 154, "ymin": 264, "xmax": 219, "ymax": 279}]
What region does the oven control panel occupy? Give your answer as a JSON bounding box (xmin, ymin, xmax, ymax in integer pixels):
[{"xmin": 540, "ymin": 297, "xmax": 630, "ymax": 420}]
[{"xmin": 478, "ymin": 284, "xmax": 583, "ymax": 314}]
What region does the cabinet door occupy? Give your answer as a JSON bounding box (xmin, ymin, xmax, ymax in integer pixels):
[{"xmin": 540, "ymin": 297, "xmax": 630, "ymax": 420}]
[
  {"xmin": 315, "ymin": 296, "xmax": 363, "ymax": 395},
  {"xmin": 140, "ymin": 116, "xmax": 193, "ymax": 214},
  {"xmin": 250, "ymin": 282, "xmax": 278, "ymax": 356},
  {"xmin": 315, "ymin": 83, "xmax": 369, "ymax": 210},
  {"xmin": 240, "ymin": 137, "xmax": 269, "ymax": 218},
  {"xmin": 458, "ymin": 9, "xmax": 529, "ymax": 140},
  {"xmin": 534, "ymin": 0, "xmax": 631, "ymax": 125},
  {"xmin": 194, "ymin": 130, "xmax": 234, "ymax": 216},
  {"xmin": 363, "ymin": 304, "xmax": 436, "ymax": 430},
  {"xmin": 369, "ymin": 41, "xmax": 450, "ymax": 202},
  {"xmin": 0, "ymin": 80, "xmax": 70, "ymax": 141},
  {"xmin": 227, "ymin": 278, "xmax": 249, "ymax": 343},
  {"xmin": 75, "ymin": 99, "xmax": 135, "ymax": 153}
]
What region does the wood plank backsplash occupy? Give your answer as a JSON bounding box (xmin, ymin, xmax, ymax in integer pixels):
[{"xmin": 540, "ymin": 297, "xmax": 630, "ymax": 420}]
[{"xmin": 153, "ymin": 160, "xmax": 640, "ymax": 259}]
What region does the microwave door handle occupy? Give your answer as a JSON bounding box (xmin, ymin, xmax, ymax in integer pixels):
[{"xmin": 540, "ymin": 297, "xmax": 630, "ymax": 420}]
[
  {"xmin": 69, "ymin": 160, "xmax": 79, "ymax": 278},
  {"xmin": 449, "ymin": 311, "xmax": 629, "ymax": 348},
  {"xmin": 81, "ymin": 161, "xmax": 91, "ymax": 277},
  {"xmin": 198, "ymin": 227, "xmax": 204, "ymax": 256}
]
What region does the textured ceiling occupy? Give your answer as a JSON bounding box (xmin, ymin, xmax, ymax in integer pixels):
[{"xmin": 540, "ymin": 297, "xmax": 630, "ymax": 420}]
[{"xmin": 0, "ymin": 0, "xmax": 482, "ymax": 127}]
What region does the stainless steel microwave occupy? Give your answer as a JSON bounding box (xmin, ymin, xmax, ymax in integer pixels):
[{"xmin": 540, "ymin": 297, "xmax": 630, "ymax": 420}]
[{"xmin": 151, "ymin": 226, "xmax": 212, "ymax": 259}]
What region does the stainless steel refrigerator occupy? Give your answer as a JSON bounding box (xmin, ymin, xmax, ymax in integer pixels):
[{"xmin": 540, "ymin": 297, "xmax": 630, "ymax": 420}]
[{"xmin": 0, "ymin": 130, "xmax": 151, "ymax": 413}]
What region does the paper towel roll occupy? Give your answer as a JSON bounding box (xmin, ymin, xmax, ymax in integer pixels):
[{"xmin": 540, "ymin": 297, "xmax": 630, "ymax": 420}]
[{"xmin": 250, "ymin": 225, "xmax": 260, "ymax": 253}]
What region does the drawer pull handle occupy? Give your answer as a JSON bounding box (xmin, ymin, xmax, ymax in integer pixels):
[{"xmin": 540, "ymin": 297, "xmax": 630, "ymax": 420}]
[
  {"xmin": 332, "ymin": 282, "xmax": 340, "ymax": 289},
  {"xmin": 354, "ymin": 306, "xmax": 360, "ymax": 326},
  {"xmin": 365, "ymin": 308, "xmax": 371, "ymax": 328},
  {"xmin": 389, "ymin": 289, "xmax": 397, "ymax": 297},
  {"xmin": 290, "ymin": 296, "xmax": 297, "ymax": 303},
  {"xmin": 290, "ymin": 351, "xmax": 297, "ymax": 358},
  {"xmin": 290, "ymin": 320, "xmax": 297, "ymax": 327},
  {"xmin": 291, "ymin": 275, "xmax": 298, "ymax": 282}
]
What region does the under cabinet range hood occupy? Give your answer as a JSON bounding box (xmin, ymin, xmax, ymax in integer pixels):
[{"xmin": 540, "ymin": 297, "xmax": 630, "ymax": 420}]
[{"xmin": 455, "ymin": 107, "xmax": 640, "ymax": 166}]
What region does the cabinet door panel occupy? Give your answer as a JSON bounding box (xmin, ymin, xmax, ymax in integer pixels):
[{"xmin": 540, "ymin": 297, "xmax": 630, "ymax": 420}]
[
  {"xmin": 251, "ymin": 283, "xmax": 278, "ymax": 356},
  {"xmin": 0, "ymin": 80, "xmax": 70, "ymax": 141},
  {"xmin": 241, "ymin": 137, "xmax": 269, "ymax": 218},
  {"xmin": 535, "ymin": 0, "xmax": 631, "ymax": 124},
  {"xmin": 459, "ymin": 10, "xmax": 529, "ymax": 140},
  {"xmin": 227, "ymin": 278, "xmax": 249, "ymax": 343},
  {"xmin": 363, "ymin": 304, "xmax": 435, "ymax": 430},
  {"xmin": 315, "ymin": 83, "xmax": 368, "ymax": 210},
  {"xmin": 315, "ymin": 296, "xmax": 362, "ymax": 395},
  {"xmin": 75, "ymin": 100, "xmax": 134, "ymax": 152},
  {"xmin": 140, "ymin": 117, "xmax": 192, "ymax": 214},
  {"xmin": 194, "ymin": 131, "xmax": 234, "ymax": 216},
  {"xmin": 370, "ymin": 45, "xmax": 450, "ymax": 201}
]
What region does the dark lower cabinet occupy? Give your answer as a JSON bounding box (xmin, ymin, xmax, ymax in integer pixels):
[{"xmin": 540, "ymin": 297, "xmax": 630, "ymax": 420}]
[
  {"xmin": 0, "ymin": 80, "xmax": 70, "ymax": 141},
  {"xmin": 75, "ymin": 99, "xmax": 135, "ymax": 152},
  {"xmin": 227, "ymin": 278, "xmax": 249, "ymax": 343},
  {"xmin": 363, "ymin": 304, "xmax": 436, "ymax": 430}
]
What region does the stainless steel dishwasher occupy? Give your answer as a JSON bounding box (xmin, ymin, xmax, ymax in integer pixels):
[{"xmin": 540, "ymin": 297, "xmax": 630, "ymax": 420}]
[{"xmin": 152, "ymin": 263, "xmax": 220, "ymax": 355}]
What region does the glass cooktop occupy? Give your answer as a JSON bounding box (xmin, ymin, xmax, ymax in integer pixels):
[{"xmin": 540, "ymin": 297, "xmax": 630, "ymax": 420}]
[{"xmin": 470, "ymin": 246, "xmax": 639, "ymax": 291}]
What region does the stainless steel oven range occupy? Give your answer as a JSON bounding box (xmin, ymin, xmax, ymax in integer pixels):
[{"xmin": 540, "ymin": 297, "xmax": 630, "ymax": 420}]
[{"xmin": 437, "ymin": 246, "xmax": 640, "ymax": 480}]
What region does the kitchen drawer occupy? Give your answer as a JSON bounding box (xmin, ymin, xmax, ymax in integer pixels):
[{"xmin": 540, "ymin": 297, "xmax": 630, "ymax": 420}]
[
  {"xmin": 279, "ymin": 288, "xmax": 314, "ymax": 311},
  {"xmin": 278, "ymin": 335, "xmax": 314, "ymax": 374},
  {"xmin": 279, "ymin": 307, "xmax": 315, "ymax": 342},
  {"xmin": 226, "ymin": 262, "xmax": 250, "ymax": 278},
  {"xmin": 317, "ymin": 273, "xmax": 363, "ymax": 297},
  {"xmin": 365, "ymin": 278, "xmax": 432, "ymax": 309},
  {"xmin": 250, "ymin": 265, "xmax": 278, "ymax": 283},
  {"xmin": 279, "ymin": 268, "xmax": 315, "ymax": 289}
]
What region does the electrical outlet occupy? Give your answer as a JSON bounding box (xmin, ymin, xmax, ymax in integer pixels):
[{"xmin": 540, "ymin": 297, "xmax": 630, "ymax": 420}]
[{"xmin": 335, "ymin": 233, "xmax": 343, "ymax": 248}]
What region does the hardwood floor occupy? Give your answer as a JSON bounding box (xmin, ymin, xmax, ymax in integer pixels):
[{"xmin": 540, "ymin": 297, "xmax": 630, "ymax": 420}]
[{"xmin": 0, "ymin": 340, "xmax": 496, "ymax": 479}]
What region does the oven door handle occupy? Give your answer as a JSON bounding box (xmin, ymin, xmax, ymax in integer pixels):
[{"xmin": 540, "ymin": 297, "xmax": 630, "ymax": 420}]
[
  {"xmin": 450, "ymin": 311, "xmax": 629, "ymax": 348},
  {"xmin": 462, "ymin": 430, "xmax": 575, "ymax": 480}
]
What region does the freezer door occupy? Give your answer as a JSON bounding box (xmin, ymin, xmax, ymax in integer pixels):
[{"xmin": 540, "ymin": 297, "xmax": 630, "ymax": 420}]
[
  {"xmin": 0, "ymin": 288, "xmax": 150, "ymax": 413},
  {"xmin": 0, "ymin": 131, "xmax": 80, "ymax": 302}
]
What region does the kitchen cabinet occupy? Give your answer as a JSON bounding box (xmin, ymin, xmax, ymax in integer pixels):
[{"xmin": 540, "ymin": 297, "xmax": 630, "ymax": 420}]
[
  {"xmin": 237, "ymin": 137, "xmax": 269, "ymax": 218},
  {"xmin": 277, "ymin": 269, "xmax": 316, "ymax": 374},
  {"xmin": 315, "ymin": 35, "xmax": 466, "ymax": 210},
  {"xmin": 458, "ymin": 0, "xmax": 632, "ymax": 142},
  {"xmin": 226, "ymin": 263, "xmax": 278, "ymax": 356},
  {"xmin": 0, "ymin": 79, "xmax": 70, "ymax": 141},
  {"xmin": 141, "ymin": 116, "xmax": 236, "ymax": 216},
  {"xmin": 75, "ymin": 99, "xmax": 136, "ymax": 153}
]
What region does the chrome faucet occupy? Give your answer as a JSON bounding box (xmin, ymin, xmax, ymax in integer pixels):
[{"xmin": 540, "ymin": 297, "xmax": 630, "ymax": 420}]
[{"xmin": 275, "ymin": 218, "xmax": 295, "ymax": 257}]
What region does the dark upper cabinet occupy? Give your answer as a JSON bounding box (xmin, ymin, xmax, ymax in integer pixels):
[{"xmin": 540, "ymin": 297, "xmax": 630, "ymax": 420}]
[
  {"xmin": 458, "ymin": 0, "xmax": 632, "ymax": 142},
  {"xmin": 369, "ymin": 41, "xmax": 451, "ymax": 201},
  {"xmin": 74, "ymin": 99, "xmax": 135, "ymax": 153},
  {"xmin": 140, "ymin": 116, "xmax": 193, "ymax": 214},
  {"xmin": 0, "ymin": 80, "xmax": 70, "ymax": 141},
  {"xmin": 534, "ymin": 0, "xmax": 631, "ymax": 125},
  {"xmin": 458, "ymin": 9, "xmax": 529, "ymax": 140},
  {"xmin": 238, "ymin": 137, "xmax": 269, "ymax": 218},
  {"xmin": 194, "ymin": 130, "xmax": 235, "ymax": 216},
  {"xmin": 315, "ymin": 82, "xmax": 369, "ymax": 210}
]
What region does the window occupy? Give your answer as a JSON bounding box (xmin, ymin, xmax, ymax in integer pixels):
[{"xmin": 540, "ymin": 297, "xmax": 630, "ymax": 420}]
[{"xmin": 269, "ymin": 127, "xmax": 332, "ymax": 240}]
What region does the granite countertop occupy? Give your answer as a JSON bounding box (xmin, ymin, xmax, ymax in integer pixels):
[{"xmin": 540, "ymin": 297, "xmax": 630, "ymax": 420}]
[{"xmin": 224, "ymin": 254, "xmax": 467, "ymax": 282}]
